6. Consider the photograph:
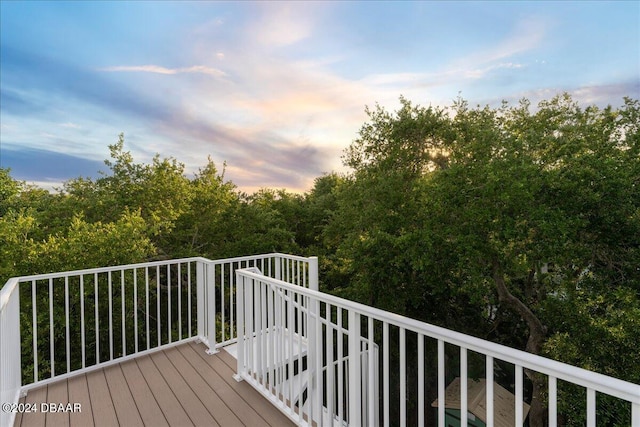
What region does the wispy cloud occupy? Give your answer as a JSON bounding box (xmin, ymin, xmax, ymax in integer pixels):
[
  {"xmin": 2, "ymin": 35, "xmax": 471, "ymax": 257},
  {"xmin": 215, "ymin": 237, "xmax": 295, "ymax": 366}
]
[
  {"xmin": 571, "ymin": 80, "xmax": 640, "ymax": 105},
  {"xmin": 250, "ymin": 2, "xmax": 324, "ymax": 47},
  {"xmin": 464, "ymin": 62, "xmax": 525, "ymax": 79},
  {"xmin": 471, "ymin": 17, "xmax": 548, "ymax": 65},
  {"xmin": 99, "ymin": 64, "xmax": 226, "ymax": 77},
  {"xmin": 359, "ymin": 62, "xmax": 526, "ymax": 91},
  {"xmin": 1, "ymin": 146, "xmax": 105, "ymax": 184},
  {"xmin": 477, "ymin": 79, "xmax": 640, "ymax": 109},
  {"xmin": 357, "ymin": 17, "xmax": 542, "ymax": 91},
  {"xmin": 431, "ymin": 17, "xmax": 547, "ymax": 86}
]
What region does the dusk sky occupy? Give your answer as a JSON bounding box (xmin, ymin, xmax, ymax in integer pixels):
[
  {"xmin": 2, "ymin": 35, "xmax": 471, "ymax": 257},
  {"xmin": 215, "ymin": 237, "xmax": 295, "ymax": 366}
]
[{"xmin": 1, "ymin": 1, "xmax": 639, "ymax": 193}]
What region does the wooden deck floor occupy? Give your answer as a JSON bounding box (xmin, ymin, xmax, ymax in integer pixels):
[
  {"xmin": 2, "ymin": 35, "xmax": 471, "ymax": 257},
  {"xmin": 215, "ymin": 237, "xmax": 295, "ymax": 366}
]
[{"xmin": 15, "ymin": 341, "xmax": 296, "ymax": 427}]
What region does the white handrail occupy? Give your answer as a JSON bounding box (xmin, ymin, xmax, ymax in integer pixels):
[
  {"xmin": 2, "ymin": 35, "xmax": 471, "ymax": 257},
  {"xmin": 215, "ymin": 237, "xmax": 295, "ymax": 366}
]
[
  {"xmin": 3, "ymin": 253, "xmax": 313, "ymax": 283},
  {"xmin": 6, "ymin": 257, "xmax": 205, "ymax": 282}
]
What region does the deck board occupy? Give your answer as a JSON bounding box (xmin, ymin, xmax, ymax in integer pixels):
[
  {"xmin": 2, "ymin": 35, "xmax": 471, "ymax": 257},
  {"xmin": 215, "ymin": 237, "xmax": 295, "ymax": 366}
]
[
  {"xmin": 86, "ymin": 369, "xmax": 119, "ymax": 427},
  {"xmin": 103, "ymin": 364, "xmax": 143, "ymax": 427},
  {"xmin": 67, "ymin": 375, "xmax": 94, "ymax": 427},
  {"xmin": 148, "ymin": 351, "xmax": 222, "ymax": 426},
  {"xmin": 19, "ymin": 386, "xmax": 47, "ymax": 427},
  {"xmin": 175, "ymin": 344, "xmax": 263, "ymax": 426},
  {"xmin": 45, "ymin": 380, "xmax": 70, "ymax": 427},
  {"xmin": 134, "ymin": 355, "xmax": 194, "ymax": 426},
  {"xmin": 15, "ymin": 342, "xmax": 295, "ymax": 427},
  {"xmin": 186, "ymin": 342, "xmax": 297, "ymax": 427},
  {"xmin": 119, "ymin": 360, "xmax": 168, "ymax": 427}
]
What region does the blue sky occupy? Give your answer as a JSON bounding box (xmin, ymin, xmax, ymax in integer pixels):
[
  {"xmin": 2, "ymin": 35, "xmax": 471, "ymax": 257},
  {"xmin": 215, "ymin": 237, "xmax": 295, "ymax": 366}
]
[{"xmin": 1, "ymin": 1, "xmax": 638, "ymax": 193}]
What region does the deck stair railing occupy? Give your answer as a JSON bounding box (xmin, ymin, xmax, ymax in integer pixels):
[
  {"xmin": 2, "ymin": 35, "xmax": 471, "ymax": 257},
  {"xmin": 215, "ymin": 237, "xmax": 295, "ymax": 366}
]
[
  {"xmin": 234, "ymin": 267, "xmax": 640, "ymax": 427},
  {"xmin": 0, "ymin": 253, "xmax": 317, "ymax": 427}
]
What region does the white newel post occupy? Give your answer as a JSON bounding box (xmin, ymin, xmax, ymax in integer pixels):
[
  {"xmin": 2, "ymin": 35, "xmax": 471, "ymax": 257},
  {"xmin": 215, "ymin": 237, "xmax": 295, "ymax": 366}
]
[
  {"xmin": 307, "ymin": 256, "xmax": 322, "ymax": 422},
  {"xmin": 348, "ymin": 310, "xmax": 362, "ymax": 426},
  {"xmin": 196, "ymin": 261, "xmax": 205, "ymax": 345},
  {"xmin": 305, "ymin": 256, "xmax": 319, "ymax": 423},
  {"xmin": 233, "ymin": 271, "xmax": 246, "ymax": 382},
  {"xmin": 206, "ymin": 263, "xmax": 218, "ymax": 354},
  {"xmin": 309, "ymin": 256, "xmax": 319, "ymax": 291},
  {"xmin": 0, "ymin": 281, "xmax": 22, "ymax": 427},
  {"xmin": 275, "ymin": 255, "xmax": 282, "ymax": 281}
]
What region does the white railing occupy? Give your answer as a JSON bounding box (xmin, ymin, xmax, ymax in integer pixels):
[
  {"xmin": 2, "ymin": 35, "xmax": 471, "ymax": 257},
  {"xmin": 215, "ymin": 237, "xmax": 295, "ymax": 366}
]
[
  {"xmin": 0, "ymin": 253, "xmax": 317, "ymax": 427},
  {"xmin": 234, "ymin": 268, "xmax": 640, "ymax": 427}
]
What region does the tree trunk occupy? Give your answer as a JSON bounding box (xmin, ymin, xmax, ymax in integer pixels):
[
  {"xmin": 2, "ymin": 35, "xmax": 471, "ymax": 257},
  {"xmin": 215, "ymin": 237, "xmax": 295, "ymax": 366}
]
[
  {"xmin": 528, "ymin": 374, "xmax": 547, "ymax": 427},
  {"xmin": 492, "ymin": 258, "xmax": 547, "ymax": 427}
]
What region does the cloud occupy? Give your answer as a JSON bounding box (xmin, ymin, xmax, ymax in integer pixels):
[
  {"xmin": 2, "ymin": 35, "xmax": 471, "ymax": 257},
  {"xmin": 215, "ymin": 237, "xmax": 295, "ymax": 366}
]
[
  {"xmin": 249, "ymin": 3, "xmax": 321, "ymax": 47},
  {"xmin": 464, "ymin": 62, "xmax": 525, "ymax": 79},
  {"xmin": 356, "ymin": 17, "xmax": 543, "ymax": 91},
  {"xmin": 151, "ymin": 108, "xmax": 333, "ymax": 187},
  {"xmin": 99, "ymin": 64, "xmax": 226, "ymax": 77},
  {"xmin": 4, "ymin": 9, "xmax": 354, "ymax": 193},
  {"xmin": 476, "ymin": 79, "xmax": 640, "ymax": 109},
  {"xmin": 1, "ymin": 46, "xmax": 179, "ymax": 124},
  {"xmin": 3, "ymin": 45, "xmax": 336, "ymax": 192},
  {"xmin": 0, "ymin": 87, "xmax": 47, "ymax": 115},
  {"xmin": 430, "ymin": 17, "xmax": 547, "ymax": 85},
  {"xmin": 359, "ymin": 73, "xmax": 428, "ymax": 87},
  {"xmin": 0, "ymin": 146, "xmax": 105, "ymax": 182},
  {"xmin": 472, "ymin": 17, "xmax": 548, "ymax": 64},
  {"xmin": 358, "ymin": 62, "xmax": 526, "ymax": 91},
  {"xmin": 0, "ymin": 9, "xmax": 555, "ymax": 194},
  {"xmin": 570, "ymin": 80, "xmax": 640, "ymax": 106}
]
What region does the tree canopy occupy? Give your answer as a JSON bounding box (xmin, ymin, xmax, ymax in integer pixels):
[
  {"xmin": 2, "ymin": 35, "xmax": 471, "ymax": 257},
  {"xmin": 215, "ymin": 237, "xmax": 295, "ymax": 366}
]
[
  {"xmin": 326, "ymin": 94, "xmax": 639, "ymax": 425},
  {"xmin": 1, "ymin": 93, "xmax": 638, "ymax": 426}
]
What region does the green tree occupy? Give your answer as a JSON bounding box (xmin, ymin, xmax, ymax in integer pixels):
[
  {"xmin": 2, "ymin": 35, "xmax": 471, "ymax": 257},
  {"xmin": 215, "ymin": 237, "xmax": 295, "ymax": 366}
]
[
  {"xmin": 328, "ymin": 94, "xmax": 640, "ymax": 426},
  {"xmin": 60, "ymin": 134, "xmax": 192, "ymax": 256},
  {"xmin": 0, "ymin": 209, "xmax": 37, "ymax": 285},
  {"xmin": 214, "ymin": 188, "xmax": 299, "ymax": 257},
  {"xmin": 323, "ymin": 99, "xmax": 485, "ymax": 425},
  {"xmin": 0, "ymin": 168, "xmax": 21, "ymax": 216},
  {"xmin": 325, "ymin": 98, "xmax": 475, "ymax": 323},
  {"xmin": 170, "ymin": 158, "xmax": 238, "ymax": 257},
  {"xmin": 25, "ymin": 211, "xmax": 156, "ymax": 274}
]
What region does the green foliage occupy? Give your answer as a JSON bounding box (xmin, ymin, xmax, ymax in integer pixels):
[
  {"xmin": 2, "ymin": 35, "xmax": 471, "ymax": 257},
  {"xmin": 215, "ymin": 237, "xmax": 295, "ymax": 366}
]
[
  {"xmin": 0, "ymin": 208, "xmax": 38, "ymax": 283},
  {"xmin": 62, "ymin": 134, "xmax": 193, "ymax": 250},
  {"xmin": 325, "ymin": 98, "xmax": 489, "ymax": 334},
  {"xmin": 27, "ymin": 211, "xmax": 156, "ymax": 274},
  {"xmin": 212, "ymin": 188, "xmax": 299, "ymax": 257},
  {"xmin": 0, "ymin": 168, "xmax": 21, "ymax": 216},
  {"xmin": 325, "ymin": 93, "xmax": 639, "ymax": 425},
  {"xmin": 331, "ymin": 92, "xmax": 639, "ymax": 347},
  {"xmin": 170, "ymin": 158, "xmax": 238, "ymax": 257}
]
